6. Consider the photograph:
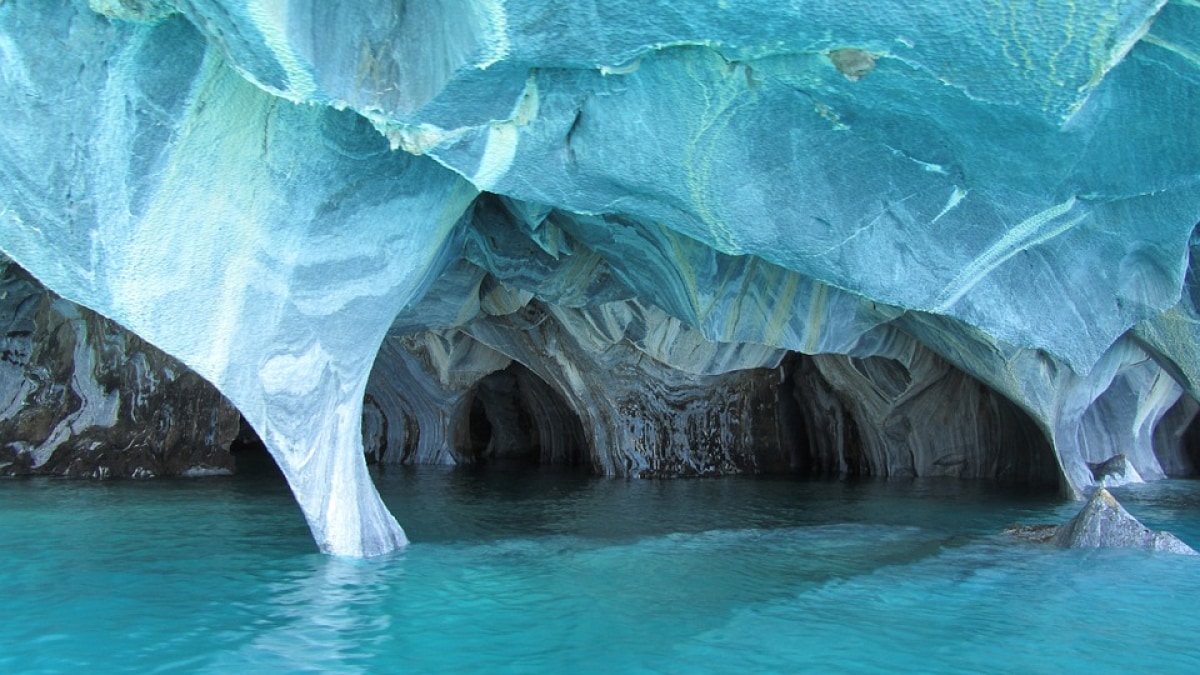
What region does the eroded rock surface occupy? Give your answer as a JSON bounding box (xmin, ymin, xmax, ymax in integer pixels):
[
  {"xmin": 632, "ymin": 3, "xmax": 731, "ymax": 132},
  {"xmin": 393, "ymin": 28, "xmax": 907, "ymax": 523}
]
[
  {"xmin": 1051, "ymin": 489, "xmax": 1198, "ymax": 555},
  {"xmin": 1089, "ymin": 454, "xmax": 1144, "ymax": 488},
  {"xmin": 1006, "ymin": 488, "xmax": 1198, "ymax": 554},
  {"xmin": 0, "ymin": 258, "xmax": 239, "ymax": 477},
  {"xmin": 1, "ymin": 1, "xmax": 1199, "ymax": 555}
]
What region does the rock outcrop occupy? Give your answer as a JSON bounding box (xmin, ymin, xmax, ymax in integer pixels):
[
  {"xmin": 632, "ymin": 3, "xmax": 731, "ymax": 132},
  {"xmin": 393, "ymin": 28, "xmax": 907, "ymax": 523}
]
[
  {"xmin": 1088, "ymin": 454, "xmax": 1144, "ymax": 488},
  {"xmin": 1006, "ymin": 488, "xmax": 1198, "ymax": 555},
  {"xmin": 0, "ymin": 257, "xmax": 239, "ymax": 478},
  {"xmin": 1, "ymin": 1, "xmax": 1199, "ymax": 555},
  {"xmin": 1052, "ymin": 489, "xmax": 1197, "ymax": 555}
]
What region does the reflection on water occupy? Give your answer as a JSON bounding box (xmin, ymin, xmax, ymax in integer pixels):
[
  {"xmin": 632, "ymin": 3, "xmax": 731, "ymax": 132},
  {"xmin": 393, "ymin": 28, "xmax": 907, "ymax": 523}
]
[
  {"xmin": 374, "ymin": 465, "xmax": 1070, "ymax": 545},
  {"xmin": 1, "ymin": 469, "xmax": 1198, "ymax": 672}
]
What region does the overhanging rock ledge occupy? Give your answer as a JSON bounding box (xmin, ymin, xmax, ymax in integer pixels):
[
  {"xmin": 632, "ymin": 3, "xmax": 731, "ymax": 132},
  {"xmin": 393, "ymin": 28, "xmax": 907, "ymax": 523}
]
[{"xmin": 1, "ymin": 0, "xmax": 1198, "ymax": 555}]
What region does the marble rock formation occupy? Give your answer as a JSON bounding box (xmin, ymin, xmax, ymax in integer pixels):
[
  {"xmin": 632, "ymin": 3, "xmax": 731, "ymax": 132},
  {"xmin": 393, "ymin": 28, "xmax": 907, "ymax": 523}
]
[
  {"xmin": 2, "ymin": 1, "xmax": 1199, "ymax": 555},
  {"xmin": 1005, "ymin": 488, "xmax": 1198, "ymax": 554},
  {"xmin": 1088, "ymin": 454, "xmax": 1144, "ymax": 488},
  {"xmin": 1052, "ymin": 488, "xmax": 1198, "ymax": 554},
  {"xmin": 0, "ymin": 257, "xmax": 239, "ymax": 478}
]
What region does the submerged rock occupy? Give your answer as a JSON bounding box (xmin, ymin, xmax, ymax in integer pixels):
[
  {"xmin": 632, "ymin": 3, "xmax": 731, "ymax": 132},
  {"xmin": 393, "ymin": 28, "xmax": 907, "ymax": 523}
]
[
  {"xmin": 1007, "ymin": 489, "xmax": 1197, "ymax": 555},
  {"xmin": 1002, "ymin": 523, "xmax": 1060, "ymax": 544}
]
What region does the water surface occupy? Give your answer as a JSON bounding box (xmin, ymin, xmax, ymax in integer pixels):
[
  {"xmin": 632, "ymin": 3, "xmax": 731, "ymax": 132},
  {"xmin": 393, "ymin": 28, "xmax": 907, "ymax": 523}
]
[{"xmin": 2, "ymin": 468, "xmax": 1199, "ymax": 673}]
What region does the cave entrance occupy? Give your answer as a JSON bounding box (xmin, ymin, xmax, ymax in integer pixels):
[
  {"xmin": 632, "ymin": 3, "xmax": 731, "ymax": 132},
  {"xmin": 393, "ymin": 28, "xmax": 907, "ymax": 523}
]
[
  {"xmin": 228, "ymin": 415, "xmax": 283, "ymax": 477},
  {"xmin": 1154, "ymin": 394, "xmax": 1200, "ymax": 477},
  {"xmin": 457, "ymin": 363, "xmax": 589, "ymax": 469},
  {"xmin": 778, "ymin": 350, "xmax": 1059, "ymax": 489},
  {"xmin": 1188, "ymin": 407, "xmax": 1200, "ymax": 474}
]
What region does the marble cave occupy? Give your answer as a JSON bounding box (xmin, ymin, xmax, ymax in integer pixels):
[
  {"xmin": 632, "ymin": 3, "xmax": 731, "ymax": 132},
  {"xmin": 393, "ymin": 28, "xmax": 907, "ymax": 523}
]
[{"xmin": 2, "ymin": 0, "xmax": 1199, "ymax": 557}]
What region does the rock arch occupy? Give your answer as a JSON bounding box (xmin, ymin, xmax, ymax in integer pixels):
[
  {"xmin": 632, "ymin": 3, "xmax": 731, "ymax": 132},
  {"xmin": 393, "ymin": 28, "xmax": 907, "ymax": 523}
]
[
  {"xmin": 451, "ymin": 362, "xmax": 588, "ymax": 468},
  {"xmin": 783, "ymin": 337, "xmax": 1059, "ymax": 487}
]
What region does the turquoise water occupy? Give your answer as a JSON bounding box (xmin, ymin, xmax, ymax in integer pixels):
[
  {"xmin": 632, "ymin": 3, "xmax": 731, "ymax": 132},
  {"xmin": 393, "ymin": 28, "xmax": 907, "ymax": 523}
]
[{"xmin": 2, "ymin": 467, "xmax": 1200, "ymax": 673}]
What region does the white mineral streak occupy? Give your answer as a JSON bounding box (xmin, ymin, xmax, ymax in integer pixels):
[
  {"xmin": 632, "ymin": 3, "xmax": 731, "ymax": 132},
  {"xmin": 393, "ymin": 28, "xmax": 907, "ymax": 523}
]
[
  {"xmin": 933, "ymin": 197, "xmax": 1084, "ymax": 311},
  {"xmin": 245, "ymin": 0, "xmax": 318, "ymax": 100},
  {"xmin": 471, "ymin": 76, "xmax": 537, "ymax": 190},
  {"xmin": 474, "ymin": 124, "xmax": 521, "ymax": 191},
  {"xmin": 1077, "ymin": 0, "xmax": 1169, "ymax": 94},
  {"xmin": 930, "ymin": 186, "xmax": 968, "ymax": 225},
  {"xmin": 475, "ymin": 0, "xmax": 511, "ymax": 69},
  {"xmin": 379, "ymin": 122, "xmax": 468, "ymax": 155},
  {"xmin": 30, "ymin": 310, "xmax": 120, "ymax": 467}
]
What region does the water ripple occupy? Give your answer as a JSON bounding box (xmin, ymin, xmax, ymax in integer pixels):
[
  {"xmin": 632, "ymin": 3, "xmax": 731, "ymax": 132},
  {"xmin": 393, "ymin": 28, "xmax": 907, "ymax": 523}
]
[{"xmin": 1, "ymin": 473, "xmax": 1198, "ymax": 672}]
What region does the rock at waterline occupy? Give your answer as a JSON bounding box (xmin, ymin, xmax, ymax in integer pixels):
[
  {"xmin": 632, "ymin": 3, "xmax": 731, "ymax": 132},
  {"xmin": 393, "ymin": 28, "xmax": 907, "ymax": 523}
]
[
  {"xmin": 1004, "ymin": 489, "xmax": 1197, "ymax": 555},
  {"xmin": 1053, "ymin": 489, "xmax": 1196, "ymax": 554},
  {"xmin": 1087, "ymin": 454, "xmax": 1143, "ymax": 488}
]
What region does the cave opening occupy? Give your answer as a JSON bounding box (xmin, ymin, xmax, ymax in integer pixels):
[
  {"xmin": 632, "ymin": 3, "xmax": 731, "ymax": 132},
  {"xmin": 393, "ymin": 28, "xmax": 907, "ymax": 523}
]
[
  {"xmin": 466, "ymin": 393, "xmax": 494, "ymax": 461},
  {"xmin": 1188, "ymin": 410, "xmax": 1200, "ymax": 473},
  {"xmin": 779, "ymin": 350, "xmax": 1059, "ymax": 489},
  {"xmin": 1153, "ymin": 394, "xmax": 1200, "ymax": 477},
  {"xmin": 227, "ymin": 415, "xmax": 284, "ymax": 477},
  {"xmin": 456, "ymin": 362, "xmax": 589, "ymax": 470}
]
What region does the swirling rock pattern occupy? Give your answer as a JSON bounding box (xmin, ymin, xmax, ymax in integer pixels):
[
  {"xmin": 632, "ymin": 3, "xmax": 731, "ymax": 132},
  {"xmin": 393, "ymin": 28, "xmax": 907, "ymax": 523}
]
[
  {"xmin": 2, "ymin": 1, "xmax": 1199, "ymax": 555},
  {"xmin": 0, "ymin": 257, "xmax": 239, "ymax": 478}
]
